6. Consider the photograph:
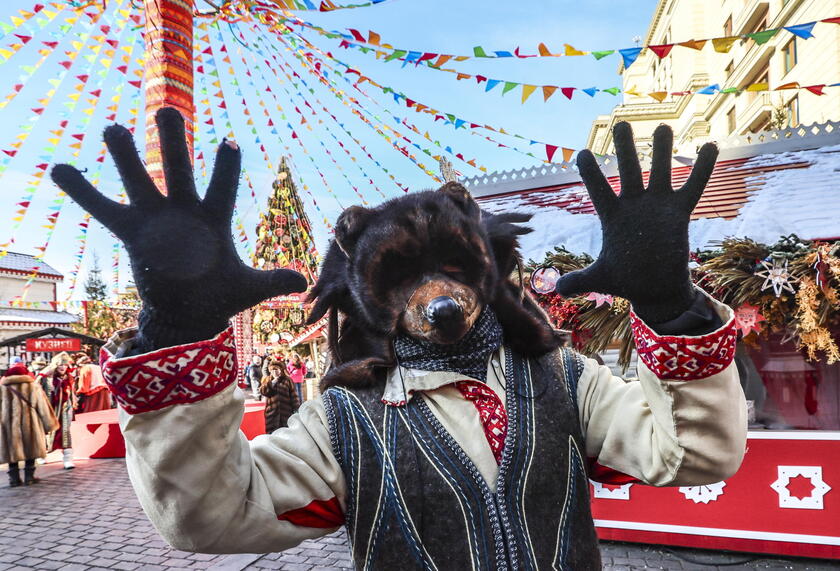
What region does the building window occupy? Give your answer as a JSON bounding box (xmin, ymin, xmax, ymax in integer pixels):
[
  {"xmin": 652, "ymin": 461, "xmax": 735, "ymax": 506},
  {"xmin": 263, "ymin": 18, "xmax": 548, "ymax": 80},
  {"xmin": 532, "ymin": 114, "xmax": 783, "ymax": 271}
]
[
  {"xmin": 782, "ymin": 39, "xmax": 797, "ymax": 74},
  {"xmin": 786, "ymin": 96, "xmax": 799, "ymax": 127},
  {"xmin": 727, "ymin": 107, "xmax": 736, "ymax": 134},
  {"xmin": 724, "ymin": 15, "xmax": 732, "ymax": 37}
]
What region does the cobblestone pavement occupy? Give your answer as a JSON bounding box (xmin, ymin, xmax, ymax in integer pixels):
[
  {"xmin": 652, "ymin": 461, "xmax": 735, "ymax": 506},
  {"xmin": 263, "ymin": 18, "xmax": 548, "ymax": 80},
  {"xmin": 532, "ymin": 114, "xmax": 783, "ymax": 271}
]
[{"xmin": 0, "ymin": 459, "xmax": 836, "ymax": 570}]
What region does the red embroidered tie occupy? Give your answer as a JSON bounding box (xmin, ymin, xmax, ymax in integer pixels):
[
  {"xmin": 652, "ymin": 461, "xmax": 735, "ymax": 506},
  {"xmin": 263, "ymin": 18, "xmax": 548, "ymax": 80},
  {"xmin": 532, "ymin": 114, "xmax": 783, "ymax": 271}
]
[{"xmin": 455, "ymin": 380, "xmax": 508, "ymax": 464}]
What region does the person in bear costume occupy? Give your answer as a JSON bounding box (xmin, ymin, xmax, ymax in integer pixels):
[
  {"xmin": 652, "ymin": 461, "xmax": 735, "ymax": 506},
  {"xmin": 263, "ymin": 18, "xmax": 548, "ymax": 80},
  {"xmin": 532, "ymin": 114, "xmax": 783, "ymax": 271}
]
[{"xmin": 51, "ymin": 108, "xmax": 746, "ymax": 570}]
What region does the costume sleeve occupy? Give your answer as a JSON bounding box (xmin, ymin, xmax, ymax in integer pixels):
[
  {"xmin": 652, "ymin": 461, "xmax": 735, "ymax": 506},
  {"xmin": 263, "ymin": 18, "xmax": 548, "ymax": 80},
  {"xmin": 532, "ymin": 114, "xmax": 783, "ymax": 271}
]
[
  {"xmin": 576, "ymin": 291, "xmax": 746, "ymax": 487},
  {"xmin": 100, "ymin": 327, "xmax": 347, "ymax": 554}
]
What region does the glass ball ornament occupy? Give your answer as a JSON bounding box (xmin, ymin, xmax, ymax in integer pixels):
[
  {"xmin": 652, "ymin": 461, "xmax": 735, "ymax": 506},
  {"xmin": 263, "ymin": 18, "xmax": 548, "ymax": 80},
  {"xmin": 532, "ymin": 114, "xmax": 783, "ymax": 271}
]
[{"xmin": 530, "ymin": 266, "xmax": 561, "ymax": 295}]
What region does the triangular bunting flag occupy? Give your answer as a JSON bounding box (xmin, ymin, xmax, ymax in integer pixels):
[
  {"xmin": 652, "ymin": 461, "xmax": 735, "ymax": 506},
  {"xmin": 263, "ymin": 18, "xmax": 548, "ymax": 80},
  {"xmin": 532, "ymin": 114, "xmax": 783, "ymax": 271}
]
[
  {"xmin": 618, "ymin": 47, "xmax": 643, "ymax": 68},
  {"xmin": 804, "ymin": 84, "xmax": 825, "ymax": 95},
  {"xmin": 678, "ymin": 39, "xmax": 707, "ymax": 50},
  {"xmin": 542, "ymin": 85, "xmax": 557, "ymax": 101},
  {"xmin": 649, "ymin": 91, "xmax": 668, "ymax": 102},
  {"xmin": 560, "ymin": 87, "xmax": 575, "ymax": 100},
  {"xmin": 545, "ymin": 144, "xmax": 558, "ymax": 162},
  {"xmin": 562, "ymin": 148, "xmax": 575, "ymax": 163},
  {"xmin": 564, "ymin": 44, "xmax": 585, "ymax": 56},
  {"xmin": 502, "ymin": 81, "xmax": 519, "ymax": 95},
  {"xmin": 648, "ymin": 44, "xmax": 674, "ymax": 58},
  {"xmin": 712, "ymin": 36, "xmax": 738, "ymax": 53},
  {"xmin": 747, "ymin": 28, "xmax": 779, "ymax": 45},
  {"xmin": 521, "ymin": 84, "xmax": 537, "ymax": 103}
]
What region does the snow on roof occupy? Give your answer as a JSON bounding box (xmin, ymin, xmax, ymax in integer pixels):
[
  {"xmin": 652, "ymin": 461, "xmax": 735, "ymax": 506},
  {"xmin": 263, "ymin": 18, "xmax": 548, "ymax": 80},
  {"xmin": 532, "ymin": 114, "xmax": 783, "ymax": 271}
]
[
  {"xmin": 0, "ymin": 308, "xmax": 78, "ymax": 325},
  {"xmin": 473, "ymin": 137, "xmax": 840, "ymax": 262},
  {"xmin": 0, "ymin": 252, "xmax": 63, "ymax": 279}
]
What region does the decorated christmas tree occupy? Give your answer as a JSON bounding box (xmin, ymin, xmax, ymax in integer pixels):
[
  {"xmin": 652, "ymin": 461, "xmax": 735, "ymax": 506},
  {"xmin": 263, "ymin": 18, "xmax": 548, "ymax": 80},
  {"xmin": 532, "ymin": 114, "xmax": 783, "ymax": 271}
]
[{"xmin": 251, "ymin": 158, "xmax": 319, "ymax": 344}]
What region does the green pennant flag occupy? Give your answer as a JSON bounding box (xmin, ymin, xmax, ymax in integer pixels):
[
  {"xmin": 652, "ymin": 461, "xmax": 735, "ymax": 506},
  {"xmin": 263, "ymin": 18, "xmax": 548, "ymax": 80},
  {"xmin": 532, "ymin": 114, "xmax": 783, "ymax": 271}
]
[
  {"xmin": 0, "ymin": 22, "xmax": 13, "ymax": 34},
  {"xmin": 473, "ymin": 46, "xmax": 489, "ymax": 58},
  {"xmin": 21, "ymin": 65, "xmax": 35, "ymax": 74},
  {"xmin": 591, "ymin": 50, "xmax": 614, "ymax": 60},
  {"xmin": 385, "ymin": 49, "xmax": 406, "ymax": 62},
  {"xmin": 748, "ymin": 28, "xmax": 779, "ymax": 45},
  {"xmin": 209, "ymin": 69, "xmax": 219, "ymax": 77},
  {"xmin": 359, "ymin": 47, "xmax": 370, "ymax": 54},
  {"xmin": 721, "ymin": 87, "xmax": 739, "ymax": 93},
  {"xmin": 502, "ymin": 81, "xmax": 519, "ymax": 94},
  {"xmin": 446, "ymin": 113, "xmax": 456, "ymax": 122},
  {"xmin": 84, "ymin": 54, "xmax": 95, "ymax": 62},
  {"xmin": 59, "ymin": 24, "xmax": 71, "ymax": 33},
  {"xmin": 97, "ymin": 68, "xmax": 107, "ymax": 76},
  {"xmin": 603, "ymin": 87, "xmax": 621, "ymax": 95}
]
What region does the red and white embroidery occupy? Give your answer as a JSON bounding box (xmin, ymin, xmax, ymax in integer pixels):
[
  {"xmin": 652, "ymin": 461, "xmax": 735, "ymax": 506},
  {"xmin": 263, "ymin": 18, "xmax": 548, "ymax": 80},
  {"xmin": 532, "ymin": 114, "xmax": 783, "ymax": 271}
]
[
  {"xmin": 100, "ymin": 328, "xmax": 237, "ymax": 415},
  {"xmin": 629, "ymin": 310, "xmax": 736, "ymax": 381},
  {"xmin": 456, "ymin": 380, "xmax": 508, "ymax": 464}
]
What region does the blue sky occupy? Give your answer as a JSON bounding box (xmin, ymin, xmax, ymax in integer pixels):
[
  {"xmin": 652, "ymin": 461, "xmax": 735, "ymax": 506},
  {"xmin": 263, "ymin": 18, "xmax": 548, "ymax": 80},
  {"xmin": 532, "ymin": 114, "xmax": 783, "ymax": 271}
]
[{"xmin": 0, "ymin": 0, "xmax": 655, "ymax": 299}]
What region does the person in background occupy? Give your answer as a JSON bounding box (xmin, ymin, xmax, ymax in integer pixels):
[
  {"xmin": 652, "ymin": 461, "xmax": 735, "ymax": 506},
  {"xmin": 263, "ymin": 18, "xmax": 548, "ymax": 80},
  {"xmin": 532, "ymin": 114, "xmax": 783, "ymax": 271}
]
[
  {"xmin": 43, "ymin": 353, "xmax": 77, "ymax": 469},
  {"xmin": 246, "ymin": 355, "xmax": 263, "ymax": 401},
  {"xmin": 259, "ymin": 360, "xmax": 300, "ymax": 434},
  {"xmin": 74, "ymin": 354, "xmax": 112, "ymax": 413},
  {"xmin": 285, "ymin": 351, "xmax": 307, "ymax": 403},
  {"xmin": 1, "ymin": 358, "xmax": 59, "ymax": 487}
]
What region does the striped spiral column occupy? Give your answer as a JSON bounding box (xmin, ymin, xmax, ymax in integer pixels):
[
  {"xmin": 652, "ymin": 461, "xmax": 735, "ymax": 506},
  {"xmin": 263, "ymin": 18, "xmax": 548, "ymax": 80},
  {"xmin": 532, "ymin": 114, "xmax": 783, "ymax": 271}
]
[{"xmin": 144, "ymin": 0, "xmax": 194, "ymax": 192}]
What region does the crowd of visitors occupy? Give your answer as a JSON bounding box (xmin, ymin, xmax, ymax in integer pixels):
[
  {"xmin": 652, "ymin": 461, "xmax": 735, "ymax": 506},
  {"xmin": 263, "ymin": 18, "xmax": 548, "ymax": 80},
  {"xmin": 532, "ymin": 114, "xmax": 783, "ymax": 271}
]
[{"xmin": 0, "ymin": 351, "xmax": 112, "ymax": 487}]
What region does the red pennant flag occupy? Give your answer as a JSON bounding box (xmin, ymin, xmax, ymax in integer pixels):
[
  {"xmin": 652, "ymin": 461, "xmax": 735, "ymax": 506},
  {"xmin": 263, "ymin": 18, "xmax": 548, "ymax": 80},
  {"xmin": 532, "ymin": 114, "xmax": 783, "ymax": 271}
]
[
  {"xmin": 561, "ymin": 87, "xmax": 575, "ymax": 100},
  {"xmin": 196, "ymin": 65, "xmax": 204, "ymax": 73},
  {"xmin": 514, "ymin": 47, "xmax": 536, "ymax": 58},
  {"xmin": 648, "ymin": 44, "xmax": 674, "ymax": 58},
  {"xmin": 59, "ymin": 120, "xmax": 68, "ymax": 128},
  {"xmin": 805, "ymin": 84, "xmax": 826, "ymax": 95},
  {"xmin": 419, "ymin": 52, "xmax": 437, "ymax": 62},
  {"xmin": 89, "ymin": 89, "xmax": 101, "ymax": 97},
  {"xmin": 106, "ymin": 39, "xmax": 118, "ymax": 48},
  {"xmin": 76, "ymin": 74, "xmax": 88, "ymax": 82},
  {"xmin": 220, "ymin": 44, "xmax": 227, "ymax": 53},
  {"xmin": 267, "ymin": 119, "xmax": 274, "ymax": 126},
  {"xmin": 72, "ymin": 133, "xmax": 84, "ymax": 141},
  {"xmin": 116, "ymin": 65, "xmax": 127, "ymax": 74},
  {"xmin": 545, "ymin": 144, "xmax": 559, "ymax": 162},
  {"xmin": 33, "ymin": 4, "xmax": 44, "ymax": 12},
  {"xmin": 35, "ymin": 163, "xmax": 47, "ymax": 170},
  {"xmin": 822, "ymin": 17, "xmax": 840, "ymax": 24},
  {"xmin": 31, "ymin": 107, "xmax": 44, "ymax": 115},
  {"xmin": 17, "ymin": 201, "xmax": 30, "ymax": 207},
  {"xmin": 291, "ymin": 131, "xmax": 298, "ymax": 139},
  {"xmin": 13, "ymin": 84, "xmax": 23, "ymax": 92},
  {"xmin": 348, "ymin": 29, "xmax": 365, "ymax": 42},
  {"xmin": 203, "ymin": 46, "xmax": 212, "ymax": 54},
  {"xmin": 100, "ymin": 24, "xmax": 111, "ymax": 34},
  {"xmin": 42, "ymin": 41, "xmax": 57, "ymax": 48},
  {"xmin": 3, "ymin": 149, "xmax": 17, "ymax": 157},
  {"xmin": 96, "ymin": 155, "xmax": 104, "ymax": 163},
  {"xmin": 59, "ymin": 61, "xmax": 72, "ymax": 69},
  {"xmin": 128, "ymin": 80, "xmax": 141, "ymax": 88},
  {"xmin": 106, "ymin": 114, "xmax": 115, "ymax": 120},
  {"xmin": 475, "ymin": 75, "xmax": 487, "ymax": 84},
  {"xmin": 14, "ymin": 34, "xmax": 32, "ymax": 44}
]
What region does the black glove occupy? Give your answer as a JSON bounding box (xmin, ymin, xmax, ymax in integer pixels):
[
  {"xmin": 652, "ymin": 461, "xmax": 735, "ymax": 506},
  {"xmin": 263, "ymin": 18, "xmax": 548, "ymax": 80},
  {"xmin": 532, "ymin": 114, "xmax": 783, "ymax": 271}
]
[
  {"xmin": 51, "ymin": 108, "xmax": 307, "ymax": 353},
  {"xmin": 555, "ymin": 122, "xmax": 718, "ymax": 324}
]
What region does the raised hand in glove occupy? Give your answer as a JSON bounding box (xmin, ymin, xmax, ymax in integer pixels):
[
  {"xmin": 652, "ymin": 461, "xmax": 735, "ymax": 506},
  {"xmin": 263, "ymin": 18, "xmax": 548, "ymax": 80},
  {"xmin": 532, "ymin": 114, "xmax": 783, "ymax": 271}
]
[
  {"xmin": 51, "ymin": 107, "xmax": 307, "ymax": 353},
  {"xmin": 555, "ymin": 122, "xmax": 718, "ymax": 324}
]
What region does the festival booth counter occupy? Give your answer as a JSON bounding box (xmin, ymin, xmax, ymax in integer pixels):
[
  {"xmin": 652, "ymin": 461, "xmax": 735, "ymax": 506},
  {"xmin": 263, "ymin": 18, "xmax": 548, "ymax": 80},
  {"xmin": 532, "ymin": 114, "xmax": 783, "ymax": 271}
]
[
  {"xmin": 528, "ymin": 237, "xmax": 840, "ymax": 560},
  {"xmin": 71, "ymin": 400, "xmax": 267, "ymax": 459}
]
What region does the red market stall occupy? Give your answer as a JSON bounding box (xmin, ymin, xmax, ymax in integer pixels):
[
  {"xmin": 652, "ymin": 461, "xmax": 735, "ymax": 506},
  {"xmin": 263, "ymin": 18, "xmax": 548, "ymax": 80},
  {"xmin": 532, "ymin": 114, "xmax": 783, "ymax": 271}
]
[{"xmin": 467, "ymin": 126, "xmax": 840, "ymax": 560}]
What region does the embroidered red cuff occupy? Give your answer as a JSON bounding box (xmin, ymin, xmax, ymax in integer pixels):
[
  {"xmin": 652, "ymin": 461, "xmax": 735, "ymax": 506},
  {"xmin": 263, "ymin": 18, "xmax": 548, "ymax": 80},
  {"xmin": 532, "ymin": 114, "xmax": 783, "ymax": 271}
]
[
  {"xmin": 100, "ymin": 327, "xmax": 237, "ymax": 415},
  {"xmin": 629, "ymin": 307, "xmax": 736, "ymax": 381}
]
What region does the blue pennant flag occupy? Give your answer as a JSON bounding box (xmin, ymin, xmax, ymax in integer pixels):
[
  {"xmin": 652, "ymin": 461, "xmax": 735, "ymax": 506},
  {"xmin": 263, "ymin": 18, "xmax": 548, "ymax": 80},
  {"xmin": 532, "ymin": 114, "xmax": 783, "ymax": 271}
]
[
  {"xmin": 445, "ymin": 146, "xmax": 453, "ymax": 153},
  {"xmin": 582, "ymin": 87, "xmax": 598, "ymax": 97},
  {"xmin": 485, "ymin": 79, "xmax": 501, "ymax": 92},
  {"xmin": 618, "ymin": 47, "xmax": 643, "ymax": 68},
  {"xmin": 493, "ymin": 51, "xmax": 513, "ymax": 57},
  {"xmin": 454, "ymin": 119, "xmax": 466, "ymax": 129},
  {"xmin": 697, "ymin": 84, "xmax": 720, "ymax": 94},
  {"xmin": 402, "ymin": 51, "xmax": 422, "ymax": 67},
  {"xmin": 784, "ymin": 22, "xmax": 816, "ymax": 39}
]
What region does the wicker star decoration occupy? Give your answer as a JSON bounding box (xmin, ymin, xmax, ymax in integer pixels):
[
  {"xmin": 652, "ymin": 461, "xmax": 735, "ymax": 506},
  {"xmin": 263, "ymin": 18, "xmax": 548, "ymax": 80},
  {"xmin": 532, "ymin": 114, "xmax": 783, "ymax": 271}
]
[{"xmin": 755, "ymin": 258, "xmax": 798, "ymax": 297}]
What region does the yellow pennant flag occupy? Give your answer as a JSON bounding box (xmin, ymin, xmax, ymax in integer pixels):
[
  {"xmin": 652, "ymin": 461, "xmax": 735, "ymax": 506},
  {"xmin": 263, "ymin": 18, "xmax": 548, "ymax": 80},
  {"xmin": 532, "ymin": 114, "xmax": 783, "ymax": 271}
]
[
  {"xmin": 564, "ymin": 44, "xmax": 585, "ymax": 56},
  {"xmin": 649, "ymin": 91, "xmax": 668, "ymax": 102},
  {"xmin": 542, "ymin": 85, "xmax": 557, "ymax": 101},
  {"xmin": 521, "ymin": 84, "xmax": 537, "ymax": 103},
  {"xmin": 538, "ymin": 43, "xmax": 554, "ymax": 56},
  {"xmin": 746, "ymin": 82, "xmax": 768, "ymax": 92},
  {"xmin": 712, "ymin": 36, "xmax": 738, "ymax": 53},
  {"xmin": 562, "ymin": 148, "xmax": 575, "ymax": 163}
]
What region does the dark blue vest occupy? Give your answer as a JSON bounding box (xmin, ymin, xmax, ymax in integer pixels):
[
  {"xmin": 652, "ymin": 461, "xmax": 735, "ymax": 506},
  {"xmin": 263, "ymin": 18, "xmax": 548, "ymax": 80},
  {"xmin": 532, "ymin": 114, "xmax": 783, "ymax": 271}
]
[{"xmin": 322, "ymin": 347, "xmax": 601, "ymax": 570}]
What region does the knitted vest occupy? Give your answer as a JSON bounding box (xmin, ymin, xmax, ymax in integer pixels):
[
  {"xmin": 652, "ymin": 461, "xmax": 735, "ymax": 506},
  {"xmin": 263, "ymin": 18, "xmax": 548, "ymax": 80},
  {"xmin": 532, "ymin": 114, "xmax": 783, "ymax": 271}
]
[{"xmin": 322, "ymin": 347, "xmax": 601, "ymax": 570}]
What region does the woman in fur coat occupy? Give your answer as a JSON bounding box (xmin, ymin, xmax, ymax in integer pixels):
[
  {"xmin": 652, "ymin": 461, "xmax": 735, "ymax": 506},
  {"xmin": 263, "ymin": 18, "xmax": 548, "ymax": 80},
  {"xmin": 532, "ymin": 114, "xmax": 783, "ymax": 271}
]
[
  {"xmin": 74, "ymin": 354, "xmax": 112, "ymax": 413},
  {"xmin": 1, "ymin": 362, "xmax": 59, "ymax": 486},
  {"xmin": 259, "ymin": 361, "xmax": 300, "ymax": 434}
]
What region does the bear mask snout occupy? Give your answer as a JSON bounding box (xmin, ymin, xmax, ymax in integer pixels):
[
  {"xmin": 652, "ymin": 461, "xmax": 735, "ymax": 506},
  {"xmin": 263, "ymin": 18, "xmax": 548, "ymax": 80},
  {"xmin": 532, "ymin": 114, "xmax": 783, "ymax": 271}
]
[{"xmin": 401, "ymin": 278, "xmax": 481, "ymax": 344}]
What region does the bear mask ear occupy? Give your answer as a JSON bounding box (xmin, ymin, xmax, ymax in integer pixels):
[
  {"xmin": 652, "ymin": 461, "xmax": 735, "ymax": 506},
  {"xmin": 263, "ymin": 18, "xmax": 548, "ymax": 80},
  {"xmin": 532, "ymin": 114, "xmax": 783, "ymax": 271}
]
[
  {"xmin": 335, "ymin": 205, "xmax": 372, "ymax": 257},
  {"xmin": 438, "ymin": 181, "xmax": 480, "ymax": 218}
]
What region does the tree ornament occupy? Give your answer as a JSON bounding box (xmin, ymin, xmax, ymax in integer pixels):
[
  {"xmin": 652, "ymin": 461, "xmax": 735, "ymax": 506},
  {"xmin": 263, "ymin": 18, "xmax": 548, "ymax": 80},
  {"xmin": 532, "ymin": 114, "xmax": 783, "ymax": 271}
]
[
  {"xmin": 734, "ymin": 303, "xmax": 765, "ymax": 337},
  {"xmin": 585, "ymin": 292, "xmax": 614, "ymax": 307},
  {"xmin": 530, "ymin": 266, "xmax": 561, "ymax": 295},
  {"xmin": 756, "ymin": 258, "xmax": 798, "ymax": 297}
]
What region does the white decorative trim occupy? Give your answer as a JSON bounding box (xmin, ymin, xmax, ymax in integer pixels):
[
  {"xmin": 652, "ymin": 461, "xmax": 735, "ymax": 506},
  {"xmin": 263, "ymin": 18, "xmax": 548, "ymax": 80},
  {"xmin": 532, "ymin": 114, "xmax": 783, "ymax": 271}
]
[
  {"xmin": 593, "ymin": 519, "xmax": 840, "ymax": 546},
  {"xmin": 679, "ymin": 482, "xmax": 726, "ymax": 504},
  {"xmin": 591, "ymin": 480, "xmax": 632, "ymax": 500},
  {"xmin": 747, "ymin": 431, "xmax": 840, "ymax": 441},
  {"xmin": 770, "ymin": 466, "xmax": 831, "ymax": 510}
]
